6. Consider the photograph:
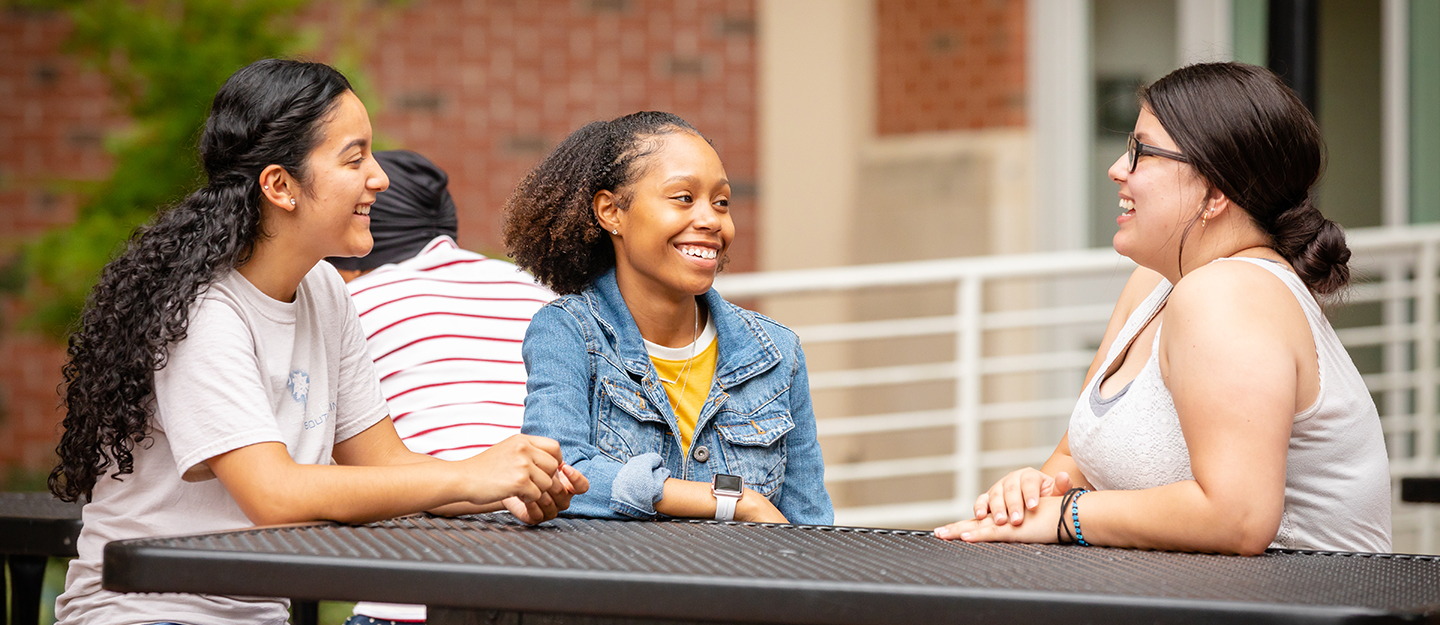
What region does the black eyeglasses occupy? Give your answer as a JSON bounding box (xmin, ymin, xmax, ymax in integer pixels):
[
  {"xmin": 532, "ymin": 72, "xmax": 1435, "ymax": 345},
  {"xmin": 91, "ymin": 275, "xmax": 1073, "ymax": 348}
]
[{"xmin": 1128, "ymin": 133, "xmax": 1188, "ymax": 173}]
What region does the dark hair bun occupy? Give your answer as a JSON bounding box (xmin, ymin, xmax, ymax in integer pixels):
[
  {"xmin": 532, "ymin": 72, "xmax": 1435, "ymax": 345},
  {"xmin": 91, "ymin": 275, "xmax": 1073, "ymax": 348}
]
[
  {"xmin": 1271, "ymin": 198, "xmax": 1350, "ymax": 295},
  {"xmin": 1142, "ymin": 62, "xmax": 1351, "ymax": 294}
]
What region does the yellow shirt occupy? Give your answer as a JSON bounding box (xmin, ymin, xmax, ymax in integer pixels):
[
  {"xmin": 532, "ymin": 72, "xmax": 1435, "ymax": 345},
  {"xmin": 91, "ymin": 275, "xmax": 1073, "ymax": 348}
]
[{"xmin": 644, "ymin": 318, "xmax": 718, "ymax": 452}]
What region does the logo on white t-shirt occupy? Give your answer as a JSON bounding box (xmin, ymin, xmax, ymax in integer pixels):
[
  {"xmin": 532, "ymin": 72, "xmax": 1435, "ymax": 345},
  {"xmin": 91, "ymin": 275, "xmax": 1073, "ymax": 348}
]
[{"xmin": 287, "ymin": 370, "xmax": 310, "ymax": 406}]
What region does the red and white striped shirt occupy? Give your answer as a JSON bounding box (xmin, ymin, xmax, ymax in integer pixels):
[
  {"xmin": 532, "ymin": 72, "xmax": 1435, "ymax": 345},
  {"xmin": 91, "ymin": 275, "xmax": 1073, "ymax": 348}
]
[{"xmin": 345, "ymin": 235, "xmax": 555, "ymax": 460}]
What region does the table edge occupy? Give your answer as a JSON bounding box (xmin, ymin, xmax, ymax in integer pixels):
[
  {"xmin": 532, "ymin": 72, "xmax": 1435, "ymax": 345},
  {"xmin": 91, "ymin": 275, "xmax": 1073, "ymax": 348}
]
[{"xmin": 101, "ymin": 542, "xmax": 1434, "ymax": 625}]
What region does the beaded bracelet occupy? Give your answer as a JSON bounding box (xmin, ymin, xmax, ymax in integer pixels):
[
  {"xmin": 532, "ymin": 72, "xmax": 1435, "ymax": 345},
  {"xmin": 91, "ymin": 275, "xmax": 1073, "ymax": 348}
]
[{"xmin": 1070, "ymin": 488, "xmax": 1092, "ymax": 546}]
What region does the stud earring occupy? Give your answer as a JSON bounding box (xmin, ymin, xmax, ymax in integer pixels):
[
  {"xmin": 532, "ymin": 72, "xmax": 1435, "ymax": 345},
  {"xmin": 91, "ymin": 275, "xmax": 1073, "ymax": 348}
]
[
  {"xmin": 290, "ymin": 198, "xmax": 297, "ymax": 206},
  {"xmin": 262, "ymin": 185, "xmax": 269, "ymax": 190},
  {"xmin": 612, "ymin": 229, "xmax": 618, "ymax": 235}
]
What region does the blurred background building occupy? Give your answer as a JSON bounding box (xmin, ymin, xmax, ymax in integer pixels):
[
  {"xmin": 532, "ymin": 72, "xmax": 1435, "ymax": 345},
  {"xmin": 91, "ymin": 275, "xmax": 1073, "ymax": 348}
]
[{"xmin": 2, "ymin": 0, "xmax": 1438, "ymax": 561}]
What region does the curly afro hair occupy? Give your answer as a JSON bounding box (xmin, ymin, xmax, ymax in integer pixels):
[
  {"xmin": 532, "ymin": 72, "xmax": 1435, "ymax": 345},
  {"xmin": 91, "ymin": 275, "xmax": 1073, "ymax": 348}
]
[{"xmin": 502, "ymin": 111, "xmax": 703, "ymax": 295}]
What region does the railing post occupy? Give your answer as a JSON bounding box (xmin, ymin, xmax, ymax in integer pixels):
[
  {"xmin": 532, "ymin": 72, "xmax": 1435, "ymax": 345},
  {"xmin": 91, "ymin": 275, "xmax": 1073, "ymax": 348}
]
[
  {"xmin": 1416, "ymin": 241, "xmax": 1439, "ymax": 555},
  {"xmin": 955, "ymin": 275, "xmax": 984, "ymax": 512},
  {"xmin": 1383, "ymin": 257, "xmax": 1407, "ymax": 464},
  {"xmin": 1417, "ymin": 243, "xmax": 1439, "ymax": 465}
]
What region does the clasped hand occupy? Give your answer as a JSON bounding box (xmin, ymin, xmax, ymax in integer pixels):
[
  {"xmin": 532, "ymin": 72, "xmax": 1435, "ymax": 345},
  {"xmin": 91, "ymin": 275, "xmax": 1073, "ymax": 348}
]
[
  {"xmin": 933, "ymin": 467, "xmax": 1071, "ymax": 543},
  {"xmin": 461, "ymin": 434, "xmax": 590, "ymax": 524}
]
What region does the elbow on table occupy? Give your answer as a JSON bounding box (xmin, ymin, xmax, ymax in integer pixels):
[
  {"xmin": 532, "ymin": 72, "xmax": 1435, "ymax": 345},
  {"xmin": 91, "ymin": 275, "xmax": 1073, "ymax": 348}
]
[
  {"xmin": 1220, "ymin": 516, "xmax": 1281, "ymax": 556},
  {"xmin": 236, "ymin": 497, "xmax": 317, "ymax": 527},
  {"xmin": 217, "ymin": 482, "xmax": 309, "ymax": 527},
  {"xmin": 226, "ymin": 479, "xmax": 341, "ymax": 526},
  {"xmin": 1228, "ymin": 534, "xmax": 1275, "ymax": 557}
]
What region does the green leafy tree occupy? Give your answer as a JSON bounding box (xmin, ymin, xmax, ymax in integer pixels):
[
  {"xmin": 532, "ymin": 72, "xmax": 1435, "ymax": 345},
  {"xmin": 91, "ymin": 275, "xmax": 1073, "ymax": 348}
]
[{"xmin": 12, "ymin": 0, "xmax": 317, "ymax": 339}]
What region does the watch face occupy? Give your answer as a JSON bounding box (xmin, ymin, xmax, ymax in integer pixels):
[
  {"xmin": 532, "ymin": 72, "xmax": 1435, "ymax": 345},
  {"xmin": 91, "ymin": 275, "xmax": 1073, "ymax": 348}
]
[{"xmin": 714, "ymin": 473, "xmax": 743, "ymax": 495}]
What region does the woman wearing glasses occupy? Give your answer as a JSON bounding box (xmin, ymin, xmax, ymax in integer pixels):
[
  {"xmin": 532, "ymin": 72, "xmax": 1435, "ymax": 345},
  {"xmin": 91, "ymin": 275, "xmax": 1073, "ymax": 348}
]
[{"xmin": 935, "ymin": 62, "xmax": 1390, "ymax": 554}]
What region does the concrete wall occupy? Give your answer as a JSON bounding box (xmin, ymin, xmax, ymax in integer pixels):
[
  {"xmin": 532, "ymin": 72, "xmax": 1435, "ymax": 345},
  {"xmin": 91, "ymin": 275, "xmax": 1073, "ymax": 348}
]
[{"xmin": 757, "ymin": 0, "xmax": 1033, "ymax": 511}]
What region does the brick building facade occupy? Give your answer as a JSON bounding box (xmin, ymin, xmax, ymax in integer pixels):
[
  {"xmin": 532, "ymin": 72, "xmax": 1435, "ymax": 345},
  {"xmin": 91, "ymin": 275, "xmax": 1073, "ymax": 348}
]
[
  {"xmin": 876, "ymin": 0, "xmax": 1026, "ymax": 134},
  {"xmin": 0, "ymin": 11, "xmax": 122, "ymax": 485},
  {"xmin": 308, "ymin": 0, "xmax": 761, "ymax": 263},
  {"xmin": 0, "ymin": 0, "xmax": 1023, "ymax": 484},
  {"xmin": 0, "ymin": 0, "xmax": 763, "ymax": 484}
]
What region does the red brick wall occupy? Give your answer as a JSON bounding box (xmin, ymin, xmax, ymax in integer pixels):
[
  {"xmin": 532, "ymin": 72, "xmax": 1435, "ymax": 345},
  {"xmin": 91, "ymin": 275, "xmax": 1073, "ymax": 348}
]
[
  {"xmin": 308, "ymin": 0, "xmax": 759, "ymax": 270},
  {"xmin": 876, "ymin": 0, "xmax": 1027, "ymax": 134},
  {"xmin": 0, "ymin": 11, "xmax": 120, "ymax": 242},
  {"xmin": 0, "ymin": 0, "xmax": 759, "ymax": 480},
  {"xmin": 0, "ymin": 9, "xmax": 122, "ymax": 483},
  {"xmin": 0, "ymin": 303, "xmax": 68, "ymax": 483}
]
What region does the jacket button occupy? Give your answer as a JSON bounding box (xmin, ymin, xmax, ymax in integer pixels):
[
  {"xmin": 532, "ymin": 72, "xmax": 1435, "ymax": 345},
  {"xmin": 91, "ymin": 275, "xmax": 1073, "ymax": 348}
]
[{"xmin": 692, "ymin": 445, "xmax": 710, "ymax": 463}]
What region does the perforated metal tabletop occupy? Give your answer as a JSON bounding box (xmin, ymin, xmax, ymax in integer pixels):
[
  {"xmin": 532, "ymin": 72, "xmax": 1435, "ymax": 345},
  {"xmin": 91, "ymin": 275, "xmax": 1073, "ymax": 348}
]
[{"xmin": 102, "ymin": 513, "xmax": 1440, "ymax": 624}]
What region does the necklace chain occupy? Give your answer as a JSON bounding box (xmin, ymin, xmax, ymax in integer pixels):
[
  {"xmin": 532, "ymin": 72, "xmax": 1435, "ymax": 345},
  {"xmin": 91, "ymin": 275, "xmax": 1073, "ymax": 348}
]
[{"xmin": 672, "ymin": 300, "xmax": 700, "ymax": 414}]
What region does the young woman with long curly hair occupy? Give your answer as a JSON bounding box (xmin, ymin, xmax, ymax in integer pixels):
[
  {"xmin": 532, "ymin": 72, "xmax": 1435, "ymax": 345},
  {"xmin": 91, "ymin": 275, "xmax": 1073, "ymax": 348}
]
[
  {"xmin": 50, "ymin": 59, "xmax": 585, "ymax": 624},
  {"xmin": 506, "ymin": 112, "xmax": 832, "ymax": 525}
]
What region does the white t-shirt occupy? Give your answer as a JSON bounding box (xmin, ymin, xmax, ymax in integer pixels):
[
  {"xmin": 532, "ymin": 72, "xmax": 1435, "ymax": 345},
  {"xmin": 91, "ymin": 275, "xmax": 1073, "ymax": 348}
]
[
  {"xmin": 55, "ymin": 263, "xmax": 389, "ymax": 625},
  {"xmin": 347, "ymin": 235, "xmax": 553, "ymax": 622}
]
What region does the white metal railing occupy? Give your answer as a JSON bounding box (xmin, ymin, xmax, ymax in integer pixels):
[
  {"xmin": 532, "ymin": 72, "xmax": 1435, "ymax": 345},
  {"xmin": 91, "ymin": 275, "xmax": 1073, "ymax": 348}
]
[{"xmin": 715, "ymin": 224, "xmax": 1440, "ymax": 553}]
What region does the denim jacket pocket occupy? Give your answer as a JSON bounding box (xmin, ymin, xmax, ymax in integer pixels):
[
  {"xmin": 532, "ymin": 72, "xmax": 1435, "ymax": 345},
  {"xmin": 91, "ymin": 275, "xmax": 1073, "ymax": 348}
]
[
  {"xmin": 597, "ymin": 377, "xmax": 667, "ymax": 463},
  {"xmin": 714, "ymin": 407, "xmax": 794, "ymax": 496}
]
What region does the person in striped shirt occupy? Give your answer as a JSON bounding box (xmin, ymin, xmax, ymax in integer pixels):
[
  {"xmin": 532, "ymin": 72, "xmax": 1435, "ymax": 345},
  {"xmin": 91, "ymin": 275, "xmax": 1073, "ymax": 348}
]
[{"xmin": 328, "ymin": 150, "xmax": 558, "ymax": 624}]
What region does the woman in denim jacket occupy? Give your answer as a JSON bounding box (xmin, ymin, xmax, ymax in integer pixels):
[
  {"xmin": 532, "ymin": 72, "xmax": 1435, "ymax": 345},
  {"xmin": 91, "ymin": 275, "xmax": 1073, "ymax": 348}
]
[{"xmin": 504, "ymin": 112, "xmax": 833, "ymax": 525}]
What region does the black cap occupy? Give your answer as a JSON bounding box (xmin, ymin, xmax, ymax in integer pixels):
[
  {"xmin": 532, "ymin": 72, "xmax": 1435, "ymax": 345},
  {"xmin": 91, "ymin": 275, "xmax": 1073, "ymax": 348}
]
[{"xmin": 327, "ymin": 150, "xmax": 458, "ymax": 271}]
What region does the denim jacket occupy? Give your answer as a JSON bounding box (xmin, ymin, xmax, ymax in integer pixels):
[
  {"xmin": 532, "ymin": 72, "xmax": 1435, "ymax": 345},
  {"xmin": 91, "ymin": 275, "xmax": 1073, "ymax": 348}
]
[{"xmin": 520, "ymin": 270, "xmax": 833, "ymax": 524}]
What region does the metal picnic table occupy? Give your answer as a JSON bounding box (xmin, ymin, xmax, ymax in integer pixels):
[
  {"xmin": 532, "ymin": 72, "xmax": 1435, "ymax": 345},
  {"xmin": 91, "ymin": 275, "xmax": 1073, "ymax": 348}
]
[
  {"xmin": 0, "ymin": 492, "xmax": 83, "ymax": 625},
  {"xmin": 0, "ymin": 491, "xmax": 318, "ymax": 625},
  {"xmin": 100, "ymin": 512, "xmax": 1440, "ymax": 624}
]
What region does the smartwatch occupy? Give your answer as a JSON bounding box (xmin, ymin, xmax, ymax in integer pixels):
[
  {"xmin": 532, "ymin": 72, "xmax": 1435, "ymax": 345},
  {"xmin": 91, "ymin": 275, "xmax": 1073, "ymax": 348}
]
[{"xmin": 711, "ymin": 473, "xmax": 743, "ymax": 521}]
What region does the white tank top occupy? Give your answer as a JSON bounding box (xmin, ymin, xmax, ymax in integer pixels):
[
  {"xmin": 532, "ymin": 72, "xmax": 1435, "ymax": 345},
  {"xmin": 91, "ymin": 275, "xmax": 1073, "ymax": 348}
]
[{"xmin": 1067, "ymin": 257, "xmax": 1392, "ymax": 552}]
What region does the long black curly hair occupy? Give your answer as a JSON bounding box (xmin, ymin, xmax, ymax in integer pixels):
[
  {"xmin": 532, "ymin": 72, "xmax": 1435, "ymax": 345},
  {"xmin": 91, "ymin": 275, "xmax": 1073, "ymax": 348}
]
[
  {"xmin": 49, "ymin": 59, "xmax": 352, "ymax": 502},
  {"xmin": 502, "ymin": 111, "xmax": 704, "ymax": 295}
]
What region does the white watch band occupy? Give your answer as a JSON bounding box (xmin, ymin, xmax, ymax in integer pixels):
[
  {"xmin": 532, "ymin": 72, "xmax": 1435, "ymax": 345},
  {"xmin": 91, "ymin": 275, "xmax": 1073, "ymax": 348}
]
[{"xmin": 714, "ymin": 491, "xmax": 740, "ymax": 521}]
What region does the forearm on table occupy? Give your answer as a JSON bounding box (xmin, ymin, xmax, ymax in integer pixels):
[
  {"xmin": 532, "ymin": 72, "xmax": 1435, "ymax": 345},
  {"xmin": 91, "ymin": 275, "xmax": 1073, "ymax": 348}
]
[
  {"xmin": 364, "ymin": 451, "xmax": 491, "ymax": 516},
  {"xmin": 334, "ymin": 428, "xmax": 487, "ymax": 515},
  {"xmin": 428, "ymin": 500, "xmax": 506, "ymax": 517},
  {"xmin": 654, "ymin": 478, "xmax": 718, "ymax": 518},
  {"xmin": 211, "ymin": 442, "xmax": 482, "ymax": 526},
  {"xmin": 652, "ymin": 478, "xmax": 775, "ymax": 521},
  {"xmin": 1071, "ymin": 481, "xmax": 1280, "ymax": 555}
]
